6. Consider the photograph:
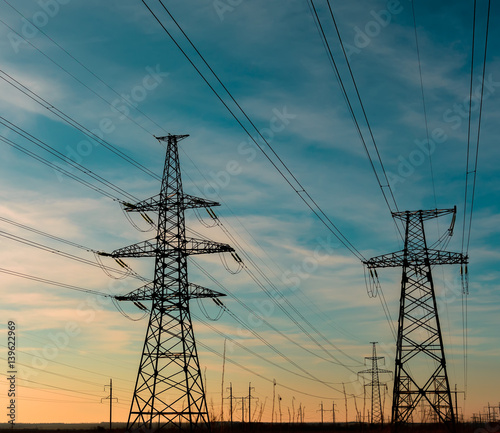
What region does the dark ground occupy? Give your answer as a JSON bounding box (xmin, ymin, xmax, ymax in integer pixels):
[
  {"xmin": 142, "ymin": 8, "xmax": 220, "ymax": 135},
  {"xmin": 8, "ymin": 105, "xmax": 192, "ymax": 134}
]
[{"xmin": 1, "ymin": 422, "xmax": 499, "ymax": 433}]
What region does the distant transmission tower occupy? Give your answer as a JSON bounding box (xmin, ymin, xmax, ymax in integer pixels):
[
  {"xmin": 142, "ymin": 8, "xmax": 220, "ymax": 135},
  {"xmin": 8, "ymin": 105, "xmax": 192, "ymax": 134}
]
[
  {"xmin": 102, "ymin": 134, "xmax": 234, "ymax": 430},
  {"xmin": 363, "ymin": 208, "xmax": 467, "ymax": 429},
  {"xmin": 358, "ymin": 342, "xmax": 391, "ymax": 424}
]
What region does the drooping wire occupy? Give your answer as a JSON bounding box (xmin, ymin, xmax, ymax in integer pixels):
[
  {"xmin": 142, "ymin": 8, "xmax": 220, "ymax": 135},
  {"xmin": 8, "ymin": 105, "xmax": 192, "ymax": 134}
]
[
  {"xmin": 219, "ymin": 252, "xmax": 242, "ymax": 275},
  {"xmin": 121, "ymin": 203, "xmax": 156, "ymax": 233},
  {"xmin": 465, "ymin": 0, "xmax": 490, "ymax": 255},
  {"xmin": 112, "ymin": 297, "xmax": 149, "ymax": 321},
  {"xmin": 140, "ymin": 0, "xmax": 365, "ymax": 262},
  {"xmin": 194, "ymin": 207, "xmax": 217, "ymax": 228},
  {"xmin": 312, "ymin": 1, "xmax": 404, "ymax": 240},
  {"xmin": 208, "ymin": 212, "xmax": 363, "ymax": 367},
  {"xmin": 460, "ymin": 0, "xmax": 491, "ymax": 398},
  {"xmin": 0, "ymin": 267, "xmax": 112, "ymax": 298},
  {"xmin": 196, "ymin": 298, "xmax": 224, "ymax": 321},
  {"xmin": 1, "ymin": 0, "xmax": 171, "ymax": 136},
  {"xmin": 0, "ymin": 69, "xmax": 161, "ymax": 181},
  {"xmin": 410, "ymin": 0, "xmax": 439, "ymax": 214},
  {"xmin": 197, "ymin": 341, "xmax": 357, "ymax": 401}
]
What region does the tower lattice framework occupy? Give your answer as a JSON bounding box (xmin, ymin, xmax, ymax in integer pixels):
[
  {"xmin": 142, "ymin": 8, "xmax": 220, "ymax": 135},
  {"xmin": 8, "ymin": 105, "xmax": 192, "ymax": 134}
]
[
  {"xmin": 358, "ymin": 342, "xmax": 391, "ymax": 424},
  {"xmin": 363, "ymin": 208, "xmax": 467, "ymax": 428},
  {"xmin": 103, "ymin": 134, "xmax": 234, "ymax": 431}
]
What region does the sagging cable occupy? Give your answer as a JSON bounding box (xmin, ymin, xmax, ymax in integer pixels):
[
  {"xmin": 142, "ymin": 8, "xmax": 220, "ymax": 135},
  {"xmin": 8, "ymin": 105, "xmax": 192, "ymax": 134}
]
[
  {"xmin": 112, "ymin": 297, "xmax": 148, "ymax": 321},
  {"xmin": 94, "ymin": 251, "xmax": 131, "ymax": 280},
  {"xmin": 196, "ymin": 297, "xmax": 224, "ymax": 321},
  {"xmin": 120, "ymin": 202, "xmax": 154, "ymax": 232},
  {"xmin": 461, "ymin": 264, "xmax": 469, "ymax": 295},
  {"xmin": 220, "ymin": 252, "xmax": 242, "ymax": 275},
  {"xmin": 363, "ymin": 264, "xmax": 380, "ymax": 298},
  {"xmin": 194, "ymin": 207, "xmax": 217, "ymax": 228}
]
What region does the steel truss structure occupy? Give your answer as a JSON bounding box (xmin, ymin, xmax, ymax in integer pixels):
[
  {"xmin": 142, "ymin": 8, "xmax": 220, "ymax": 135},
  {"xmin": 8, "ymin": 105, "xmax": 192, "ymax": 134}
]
[
  {"xmin": 364, "ymin": 208, "xmax": 467, "ymax": 429},
  {"xmin": 358, "ymin": 342, "xmax": 391, "ymax": 424},
  {"xmin": 103, "ymin": 134, "xmax": 233, "ymax": 431}
]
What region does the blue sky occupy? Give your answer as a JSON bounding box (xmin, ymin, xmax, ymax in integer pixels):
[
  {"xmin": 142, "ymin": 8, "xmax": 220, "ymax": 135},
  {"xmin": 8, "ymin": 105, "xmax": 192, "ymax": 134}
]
[{"xmin": 0, "ymin": 0, "xmax": 498, "ymax": 424}]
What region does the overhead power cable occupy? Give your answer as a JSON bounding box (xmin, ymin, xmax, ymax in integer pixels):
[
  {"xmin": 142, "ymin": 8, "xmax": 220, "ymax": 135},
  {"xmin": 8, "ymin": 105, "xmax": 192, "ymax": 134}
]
[
  {"xmin": 5, "ymin": 1, "xmax": 349, "ymax": 346},
  {"xmin": 463, "ymin": 0, "xmax": 491, "ymax": 255},
  {"xmin": 410, "ymin": 0, "xmax": 439, "ymax": 212},
  {"xmin": 311, "ymin": 1, "xmax": 403, "ymax": 239},
  {"xmin": 0, "ymin": 69, "xmax": 161, "ymax": 181},
  {"xmin": 0, "ymin": 117, "xmax": 138, "ymax": 202},
  {"xmin": 0, "ymin": 267, "xmax": 112, "ymax": 298},
  {"xmin": 141, "ymin": 0, "xmax": 365, "ymax": 262},
  {"xmin": 460, "ymin": 0, "xmax": 491, "ymax": 399},
  {"xmin": 0, "ymin": 227, "xmax": 146, "ymax": 282},
  {"xmin": 0, "ymin": 12, "xmax": 167, "ymax": 139},
  {"xmin": 193, "ymin": 312, "xmax": 350, "ymax": 392},
  {"xmin": 196, "ymin": 341, "xmax": 361, "ymax": 401}
]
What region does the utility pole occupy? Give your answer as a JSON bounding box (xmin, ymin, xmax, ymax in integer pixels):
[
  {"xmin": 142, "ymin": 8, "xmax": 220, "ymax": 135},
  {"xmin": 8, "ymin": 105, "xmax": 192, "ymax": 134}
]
[
  {"xmin": 272, "ymin": 379, "xmax": 276, "ymax": 423},
  {"xmin": 101, "ymin": 379, "xmax": 118, "ymax": 431},
  {"xmin": 358, "ymin": 342, "xmax": 391, "ymax": 424},
  {"xmin": 452, "ymin": 384, "xmax": 465, "ymax": 423},
  {"xmin": 278, "ymin": 394, "xmax": 282, "ymax": 423},
  {"xmin": 342, "ymin": 383, "xmax": 348, "ymax": 423},
  {"xmin": 247, "ymin": 382, "xmax": 258, "ymax": 423},
  {"xmin": 102, "ymin": 135, "xmax": 234, "ymax": 431},
  {"xmin": 364, "ymin": 208, "xmax": 467, "ymax": 429},
  {"xmin": 227, "ymin": 383, "xmax": 233, "ymax": 425},
  {"xmin": 321, "ymin": 402, "xmax": 336, "ymax": 424},
  {"xmin": 318, "ymin": 402, "xmax": 324, "ymax": 423}
]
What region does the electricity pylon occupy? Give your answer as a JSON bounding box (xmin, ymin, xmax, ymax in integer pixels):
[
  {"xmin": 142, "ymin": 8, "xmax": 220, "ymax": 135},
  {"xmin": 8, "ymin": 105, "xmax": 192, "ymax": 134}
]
[
  {"xmin": 358, "ymin": 342, "xmax": 391, "ymax": 424},
  {"xmin": 102, "ymin": 134, "xmax": 234, "ymax": 431},
  {"xmin": 363, "ymin": 208, "xmax": 467, "ymax": 429}
]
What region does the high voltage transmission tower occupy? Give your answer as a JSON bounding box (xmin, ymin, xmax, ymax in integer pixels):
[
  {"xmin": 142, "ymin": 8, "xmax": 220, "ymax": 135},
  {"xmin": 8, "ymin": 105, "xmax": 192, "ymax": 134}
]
[
  {"xmin": 364, "ymin": 208, "xmax": 467, "ymax": 429},
  {"xmin": 101, "ymin": 134, "xmax": 234, "ymax": 431},
  {"xmin": 358, "ymin": 342, "xmax": 391, "ymax": 424}
]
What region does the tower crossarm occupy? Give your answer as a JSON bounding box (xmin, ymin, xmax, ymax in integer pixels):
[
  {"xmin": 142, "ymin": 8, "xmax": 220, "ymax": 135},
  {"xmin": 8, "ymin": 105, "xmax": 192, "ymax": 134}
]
[
  {"xmin": 99, "ymin": 239, "xmax": 158, "ymax": 258},
  {"xmin": 426, "ymin": 249, "xmax": 468, "ymax": 266},
  {"xmin": 391, "ymin": 207, "xmax": 456, "ymax": 222},
  {"xmin": 122, "ymin": 193, "xmax": 220, "ymax": 212},
  {"xmin": 183, "ymin": 237, "xmax": 234, "ymax": 255},
  {"xmin": 99, "ymin": 236, "xmax": 233, "ymax": 258},
  {"xmin": 364, "ymin": 250, "xmax": 467, "ymax": 269},
  {"xmin": 363, "ymin": 251, "xmax": 405, "ymax": 269},
  {"xmin": 115, "ymin": 282, "xmax": 225, "ymax": 302}
]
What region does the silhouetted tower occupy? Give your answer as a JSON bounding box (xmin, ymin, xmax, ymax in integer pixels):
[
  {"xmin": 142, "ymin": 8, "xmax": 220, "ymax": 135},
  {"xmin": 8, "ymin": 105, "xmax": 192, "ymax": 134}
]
[
  {"xmin": 358, "ymin": 342, "xmax": 391, "ymax": 424},
  {"xmin": 363, "ymin": 208, "xmax": 467, "ymax": 428},
  {"xmin": 102, "ymin": 135, "xmax": 234, "ymax": 430}
]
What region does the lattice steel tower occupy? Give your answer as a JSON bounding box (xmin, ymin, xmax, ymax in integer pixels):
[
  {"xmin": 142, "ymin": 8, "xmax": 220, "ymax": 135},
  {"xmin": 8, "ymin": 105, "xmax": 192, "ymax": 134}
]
[
  {"xmin": 358, "ymin": 342, "xmax": 391, "ymax": 424},
  {"xmin": 102, "ymin": 134, "xmax": 234, "ymax": 431},
  {"xmin": 363, "ymin": 208, "xmax": 467, "ymax": 429}
]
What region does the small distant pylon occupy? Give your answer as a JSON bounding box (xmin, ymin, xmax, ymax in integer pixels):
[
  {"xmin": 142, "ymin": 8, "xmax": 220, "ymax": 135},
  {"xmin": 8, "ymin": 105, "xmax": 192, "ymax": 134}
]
[
  {"xmin": 101, "ymin": 134, "xmax": 234, "ymax": 431},
  {"xmin": 358, "ymin": 342, "xmax": 391, "ymax": 424}
]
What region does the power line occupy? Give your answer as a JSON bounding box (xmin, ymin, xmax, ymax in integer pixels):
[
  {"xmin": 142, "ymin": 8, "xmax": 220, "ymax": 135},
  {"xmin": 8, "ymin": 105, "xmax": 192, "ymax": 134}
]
[
  {"xmin": 0, "ymin": 11, "xmax": 167, "ymax": 139},
  {"xmin": 410, "ymin": 0, "xmax": 439, "ymax": 211},
  {"xmin": 465, "ymin": 0, "xmax": 491, "ymax": 255},
  {"xmin": 311, "ymin": 1, "xmax": 403, "ymax": 239},
  {"xmin": 0, "ymin": 267, "xmax": 112, "ymax": 298},
  {"xmin": 140, "ymin": 0, "xmax": 365, "ymax": 261},
  {"xmin": 0, "ymin": 69, "xmax": 161, "ymax": 181}
]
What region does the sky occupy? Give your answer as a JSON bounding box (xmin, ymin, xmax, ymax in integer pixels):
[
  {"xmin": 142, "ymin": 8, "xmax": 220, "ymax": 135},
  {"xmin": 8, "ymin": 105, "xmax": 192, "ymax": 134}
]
[{"xmin": 0, "ymin": 0, "xmax": 499, "ymax": 425}]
